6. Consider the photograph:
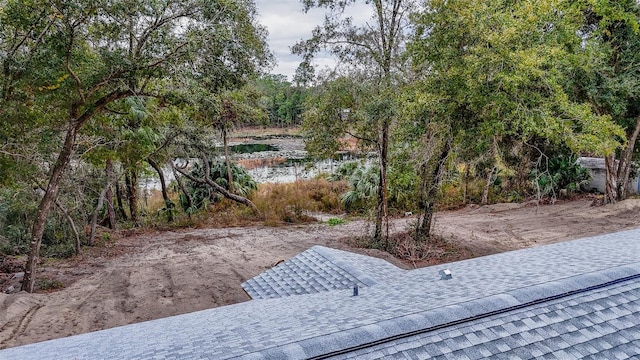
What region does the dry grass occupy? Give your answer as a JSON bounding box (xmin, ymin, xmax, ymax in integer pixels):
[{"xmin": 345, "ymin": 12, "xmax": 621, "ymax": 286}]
[
  {"xmin": 142, "ymin": 179, "xmax": 349, "ymax": 228},
  {"xmin": 385, "ymin": 232, "xmax": 475, "ymax": 268},
  {"xmin": 231, "ymin": 126, "xmax": 302, "ymax": 138},
  {"xmin": 254, "ymin": 179, "xmax": 347, "ymax": 226},
  {"xmin": 237, "ymin": 157, "xmax": 287, "ymax": 170}
]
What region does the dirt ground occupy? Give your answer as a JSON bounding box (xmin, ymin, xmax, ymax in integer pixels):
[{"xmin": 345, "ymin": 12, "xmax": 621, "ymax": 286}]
[{"xmin": 2, "ymin": 197, "xmax": 640, "ymax": 350}]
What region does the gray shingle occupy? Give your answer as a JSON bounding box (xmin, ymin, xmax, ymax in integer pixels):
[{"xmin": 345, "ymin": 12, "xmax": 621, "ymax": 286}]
[{"xmin": 241, "ymin": 246, "xmax": 405, "ymax": 299}]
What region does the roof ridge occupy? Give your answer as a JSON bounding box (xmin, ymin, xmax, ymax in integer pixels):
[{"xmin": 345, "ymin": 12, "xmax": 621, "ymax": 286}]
[
  {"xmin": 312, "ymin": 246, "xmax": 378, "ymax": 286},
  {"xmin": 249, "ymin": 262, "xmax": 640, "ymax": 359}
]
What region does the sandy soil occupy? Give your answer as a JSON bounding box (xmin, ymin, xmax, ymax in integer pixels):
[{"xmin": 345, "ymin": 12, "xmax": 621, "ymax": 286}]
[{"xmin": 2, "ymin": 197, "xmax": 640, "ymax": 350}]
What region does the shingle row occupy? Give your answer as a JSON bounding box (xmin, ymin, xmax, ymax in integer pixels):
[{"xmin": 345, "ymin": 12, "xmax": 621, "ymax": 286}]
[
  {"xmin": 242, "ymin": 247, "xmax": 379, "ymax": 299},
  {"xmin": 339, "ymin": 277, "xmax": 640, "ymax": 359}
]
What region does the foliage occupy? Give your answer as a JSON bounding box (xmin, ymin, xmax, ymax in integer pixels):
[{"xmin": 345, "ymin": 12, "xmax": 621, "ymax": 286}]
[
  {"xmin": 409, "ymin": 0, "xmax": 625, "ymax": 155},
  {"xmin": 0, "ymin": 187, "xmax": 77, "ymax": 258},
  {"xmin": 181, "ymin": 160, "xmax": 257, "ymax": 212},
  {"xmin": 530, "ymin": 154, "xmax": 591, "ymax": 198},
  {"xmin": 255, "ymin": 74, "xmax": 309, "ymax": 127},
  {"xmin": 341, "ymin": 165, "xmax": 379, "ymax": 212},
  {"xmin": 327, "ymin": 218, "xmax": 346, "ymax": 226},
  {"xmin": 302, "ymin": 77, "xmax": 364, "ymax": 159},
  {"xmin": 328, "ymin": 161, "xmax": 360, "ymax": 182}
]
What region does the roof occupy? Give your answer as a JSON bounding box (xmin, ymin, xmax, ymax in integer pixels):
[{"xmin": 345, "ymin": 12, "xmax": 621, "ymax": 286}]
[
  {"xmin": 241, "ymin": 245, "xmax": 405, "ymax": 299},
  {"xmin": 577, "ymin": 157, "xmax": 607, "ymax": 169},
  {"xmin": 2, "ymin": 228, "xmax": 640, "ymax": 359}
]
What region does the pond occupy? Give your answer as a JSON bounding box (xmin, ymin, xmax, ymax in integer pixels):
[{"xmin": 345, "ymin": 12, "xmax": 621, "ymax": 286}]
[
  {"xmin": 141, "ymin": 136, "xmax": 372, "ymax": 191},
  {"xmin": 246, "ymin": 155, "xmax": 365, "ymax": 183},
  {"xmin": 226, "ymin": 143, "xmax": 279, "ymax": 154}
]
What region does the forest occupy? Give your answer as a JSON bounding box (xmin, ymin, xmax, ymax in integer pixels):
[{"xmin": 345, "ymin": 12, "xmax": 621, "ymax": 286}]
[{"xmin": 1, "ymin": 0, "xmax": 639, "ymax": 293}]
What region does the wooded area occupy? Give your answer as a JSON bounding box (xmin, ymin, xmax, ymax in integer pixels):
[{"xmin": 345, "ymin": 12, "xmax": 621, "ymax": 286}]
[{"xmin": 1, "ymin": 0, "xmax": 640, "ymax": 292}]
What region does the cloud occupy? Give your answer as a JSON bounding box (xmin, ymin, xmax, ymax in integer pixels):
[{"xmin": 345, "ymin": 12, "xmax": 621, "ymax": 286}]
[{"xmin": 254, "ymin": 0, "xmax": 373, "ymax": 81}]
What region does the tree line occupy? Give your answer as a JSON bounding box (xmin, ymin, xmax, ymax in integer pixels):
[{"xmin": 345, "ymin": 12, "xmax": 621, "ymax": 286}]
[
  {"xmin": 300, "ymin": 0, "xmax": 640, "ymax": 248},
  {"xmin": 2, "ymin": 0, "xmax": 639, "ymax": 291}
]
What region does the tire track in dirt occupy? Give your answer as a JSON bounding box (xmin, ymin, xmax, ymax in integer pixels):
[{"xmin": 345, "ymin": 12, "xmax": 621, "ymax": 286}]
[{"xmin": 0, "ymin": 299, "xmax": 42, "ymax": 347}]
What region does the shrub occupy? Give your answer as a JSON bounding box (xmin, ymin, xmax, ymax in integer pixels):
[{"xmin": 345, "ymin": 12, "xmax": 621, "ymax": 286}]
[
  {"xmin": 36, "ymin": 278, "xmax": 64, "ymax": 291},
  {"xmin": 180, "ymin": 160, "xmax": 257, "ymax": 211},
  {"xmin": 530, "ymin": 154, "xmax": 590, "ymax": 198},
  {"xmin": 0, "ymin": 187, "xmax": 78, "ymax": 258},
  {"xmin": 341, "ymin": 165, "xmax": 379, "ymax": 212}
]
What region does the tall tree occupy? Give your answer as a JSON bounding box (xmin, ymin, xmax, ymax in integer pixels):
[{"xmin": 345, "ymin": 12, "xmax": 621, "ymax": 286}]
[
  {"xmin": 407, "ymin": 0, "xmax": 625, "ymax": 236},
  {"xmin": 0, "ymin": 0, "xmax": 269, "ymax": 292},
  {"xmin": 295, "ymin": 0, "xmax": 415, "ymax": 244},
  {"xmin": 571, "ymin": 1, "xmax": 640, "ymax": 203}
]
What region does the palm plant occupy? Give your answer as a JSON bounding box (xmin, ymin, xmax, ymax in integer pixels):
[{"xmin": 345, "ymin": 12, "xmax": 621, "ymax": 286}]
[
  {"xmin": 342, "ymin": 165, "xmax": 379, "ymax": 211},
  {"xmin": 181, "ymin": 160, "xmax": 257, "ymax": 211}
]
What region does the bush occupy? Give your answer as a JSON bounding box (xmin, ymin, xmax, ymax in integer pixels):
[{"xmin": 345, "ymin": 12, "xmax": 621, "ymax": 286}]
[
  {"xmin": 530, "ymin": 154, "xmax": 590, "ymax": 198},
  {"xmin": 180, "ymin": 160, "xmax": 257, "ymax": 212},
  {"xmin": 0, "ymin": 188, "xmax": 78, "ymax": 258},
  {"xmin": 36, "ymin": 278, "xmax": 64, "ymax": 291},
  {"xmin": 341, "ymin": 165, "xmax": 379, "ymax": 212}
]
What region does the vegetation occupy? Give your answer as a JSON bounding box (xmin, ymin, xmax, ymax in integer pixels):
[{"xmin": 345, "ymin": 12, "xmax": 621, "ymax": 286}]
[
  {"xmin": 254, "ymin": 179, "xmax": 346, "ymax": 226},
  {"xmin": 1, "ymin": 0, "xmax": 640, "ymax": 291},
  {"xmin": 327, "ymin": 218, "xmax": 346, "ymax": 226}
]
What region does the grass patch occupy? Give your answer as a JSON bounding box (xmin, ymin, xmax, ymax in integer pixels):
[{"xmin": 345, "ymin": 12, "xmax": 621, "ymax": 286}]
[
  {"xmin": 36, "ymin": 277, "xmax": 64, "ymax": 292},
  {"xmin": 327, "ymin": 218, "xmax": 346, "ymax": 226}
]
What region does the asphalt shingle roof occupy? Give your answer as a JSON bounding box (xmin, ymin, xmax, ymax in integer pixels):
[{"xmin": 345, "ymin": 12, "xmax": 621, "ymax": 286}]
[
  {"xmin": 242, "ymin": 246, "xmax": 405, "ymax": 299},
  {"xmin": 1, "ymin": 228, "xmax": 640, "ymax": 359},
  {"xmin": 338, "ymin": 275, "xmax": 640, "ymax": 359}
]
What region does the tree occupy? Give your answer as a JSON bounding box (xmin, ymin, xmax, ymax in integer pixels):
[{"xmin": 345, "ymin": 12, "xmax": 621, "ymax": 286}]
[
  {"xmin": 295, "ymin": 0, "xmax": 415, "ymax": 245},
  {"xmin": 407, "ymin": 0, "xmax": 625, "ymax": 237},
  {"xmin": 255, "ymin": 74, "xmax": 307, "ymax": 127},
  {"xmin": 570, "ymin": 1, "xmax": 640, "ymax": 203},
  {"xmin": 0, "ymin": 0, "xmax": 269, "ymax": 292}
]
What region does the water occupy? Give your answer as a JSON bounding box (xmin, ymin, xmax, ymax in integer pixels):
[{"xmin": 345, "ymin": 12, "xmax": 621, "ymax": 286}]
[
  {"xmin": 227, "ymin": 143, "xmax": 279, "ymax": 154},
  {"xmin": 248, "ymin": 158, "xmax": 341, "ymax": 183},
  {"xmin": 143, "ymin": 141, "xmax": 373, "ymax": 189}
]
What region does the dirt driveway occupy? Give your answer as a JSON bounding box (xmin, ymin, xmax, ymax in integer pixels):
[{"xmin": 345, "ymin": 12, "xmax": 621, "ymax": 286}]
[{"xmin": 1, "ymin": 198, "xmax": 639, "ymax": 349}]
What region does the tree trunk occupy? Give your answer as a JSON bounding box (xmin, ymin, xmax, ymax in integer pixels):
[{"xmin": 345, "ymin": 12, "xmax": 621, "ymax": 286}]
[
  {"xmin": 416, "ymin": 139, "xmax": 450, "ymax": 240},
  {"xmin": 616, "ymin": 116, "xmax": 640, "ymax": 200},
  {"xmin": 89, "ymin": 160, "xmax": 119, "ymax": 245},
  {"xmin": 223, "ymin": 127, "xmax": 234, "ymax": 194},
  {"xmin": 115, "ymin": 181, "xmax": 128, "ymax": 221},
  {"xmin": 88, "ymin": 185, "xmax": 108, "ymax": 246},
  {"xmin": 481, "ymin": 166, "xmax": 496, "ymax": 205},
  {"xmin": 125, "ymin": 169, "xmax": 139, "ymax": 225},
  {"xmin": 171, "ymin": 163, "xmax": 194, "ymax": 213},
  {"xmin": 55, "ymin": 199, "xmax": 81, "ymax": 256},
  {"xmin": 463, "ymin": 163, "xmax": 470, "ymax": 204},
  {"xmin": 147, "ymin": 158, "xmax": 174, "ymax": 222},
  {"xmin": 105, "ymin": 158, "xmax": 117, "ymax": 229},
  {"xmin": 604, "ymin": 154, "xmax": 618, "ymax": 204},
  {"xmin": 481, "ymin": 137, "xmax": 498, "ymax": 205},
  {"xmin": 22, "ymin": 124, "xmax": 77, "ymax": 292},
  {"xmin": 374, "ymin": 120, "xmax": 389, "ymax": 246}
]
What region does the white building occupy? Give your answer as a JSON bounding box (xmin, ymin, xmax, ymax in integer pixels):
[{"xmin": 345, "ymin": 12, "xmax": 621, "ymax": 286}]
[{"xmin": 577, "ymin": 157, "xmax": 640, "ymax": 194}]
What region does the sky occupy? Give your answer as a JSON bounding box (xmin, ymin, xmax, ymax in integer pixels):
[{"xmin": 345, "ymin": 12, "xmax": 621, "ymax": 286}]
[{"xmin": 254, "ymin": 0, "xmax": 371, "ymax": 81}]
